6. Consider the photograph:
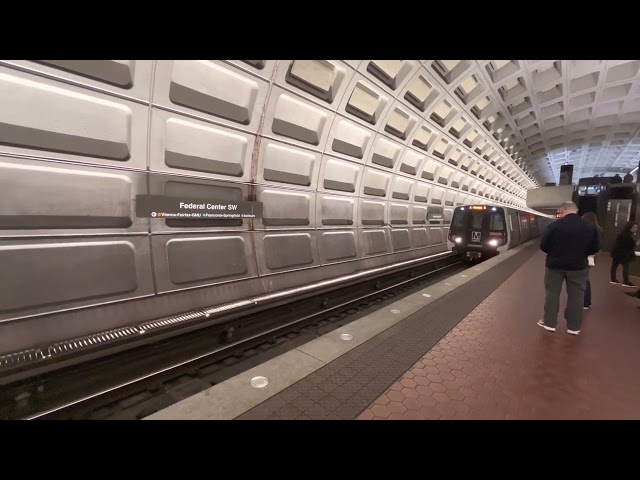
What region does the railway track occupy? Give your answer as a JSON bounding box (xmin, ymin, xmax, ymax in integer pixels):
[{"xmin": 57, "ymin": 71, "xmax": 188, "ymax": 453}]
[{"xmin": 0, "ymin": 253, "xmax": 466, "ymax": 420}]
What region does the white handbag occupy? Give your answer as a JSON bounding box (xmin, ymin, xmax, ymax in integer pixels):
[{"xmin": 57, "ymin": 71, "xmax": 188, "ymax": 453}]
[{"xmin": 587, "ymin": 255, "xmax": 596, "ymax": 267}]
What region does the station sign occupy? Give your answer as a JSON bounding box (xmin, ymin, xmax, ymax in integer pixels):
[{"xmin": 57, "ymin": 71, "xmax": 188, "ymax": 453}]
[
  {"xmin": 136, "ymin": 195, "xmax": 263, "ymax": 219},
  {"xmin": 427, "ymin": 205, "xmax": 444, "ymax": 223}
]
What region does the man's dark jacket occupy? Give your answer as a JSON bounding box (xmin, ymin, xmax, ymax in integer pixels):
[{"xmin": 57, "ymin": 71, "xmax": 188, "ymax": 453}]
[{"xmin": 540, "ymin": 214, "xmax": 601, "ymax": 270}]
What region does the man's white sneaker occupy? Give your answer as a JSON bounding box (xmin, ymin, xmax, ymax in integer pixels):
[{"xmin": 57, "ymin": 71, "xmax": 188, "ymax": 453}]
[
  {"xmin": 567, "ymin": 329, "xmax": 580, "ymax": 335},
  {"xmin": 537, "ymin": 320, "xmax": 556, "ymax": 332}
]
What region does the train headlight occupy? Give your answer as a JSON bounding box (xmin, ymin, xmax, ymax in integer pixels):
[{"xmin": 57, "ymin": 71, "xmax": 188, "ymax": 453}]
[
  {"xmin": 454, "ymin": 237, "xmax": 462, "ymax": 244},
  {"xmin": 488, "ymin": 239, "xmax": 498, "ymax": 247}
]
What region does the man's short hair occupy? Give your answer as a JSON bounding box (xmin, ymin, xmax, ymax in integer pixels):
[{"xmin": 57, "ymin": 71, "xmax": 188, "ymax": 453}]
[{"xmin": 560, "ymin": 201, "xmax": 578, "ymax": 214}]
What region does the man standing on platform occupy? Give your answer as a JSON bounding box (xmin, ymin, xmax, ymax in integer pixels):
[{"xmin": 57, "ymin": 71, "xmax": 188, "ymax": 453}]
[{"xmin": 538, "ymin": 202, "xmax": 600, "ymax": 335}]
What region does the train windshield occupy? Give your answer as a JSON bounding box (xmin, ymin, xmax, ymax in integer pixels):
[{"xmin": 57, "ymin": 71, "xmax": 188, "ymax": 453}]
[
  {"xmin": 452, "ymin": 211, "xmax": 467, "ymax": 229},
  {"xmin": 471, "ymin": 213, "xmax": 483, "ymax": 230},
  {"xmin": 451, "ymin": 207, "xmax": 506, "ymax": 234},
  {"xmin": 451, "ymin": 208, "xmax": 486, "ymax": 232}
]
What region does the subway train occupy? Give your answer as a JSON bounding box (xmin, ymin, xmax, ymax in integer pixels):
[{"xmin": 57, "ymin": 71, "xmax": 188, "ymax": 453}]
[
  {"xmin": 0, "ymin": 60, "xmax": 544, "ymax": 362},
  {"xmin": 447, "ymin": 205, "xmax": 553, "ymax": 260}
]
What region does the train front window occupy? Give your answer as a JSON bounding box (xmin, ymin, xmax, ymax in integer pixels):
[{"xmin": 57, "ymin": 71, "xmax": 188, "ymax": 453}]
[
  {"xmin": 471, "ymin": 213, "xmax": 483, "ymax": 230},
  {"xmin": 490, "ymin": 212, "xmax": 505, "ymax": 231},
  {"xmin": 452, "ymin": 210, "xmax": 467, "ymax": 229}
]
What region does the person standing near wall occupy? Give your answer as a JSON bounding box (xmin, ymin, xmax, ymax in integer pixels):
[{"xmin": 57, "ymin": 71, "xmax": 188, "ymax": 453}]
[{"xmin": 610, "ymin": 220, "xmax": 638, "ymax": 288}]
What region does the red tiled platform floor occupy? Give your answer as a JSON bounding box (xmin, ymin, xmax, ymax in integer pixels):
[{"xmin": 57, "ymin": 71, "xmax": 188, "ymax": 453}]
[{"xmin": 358, "ymin": 250, "xmax": 640, "ymax": 420}]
